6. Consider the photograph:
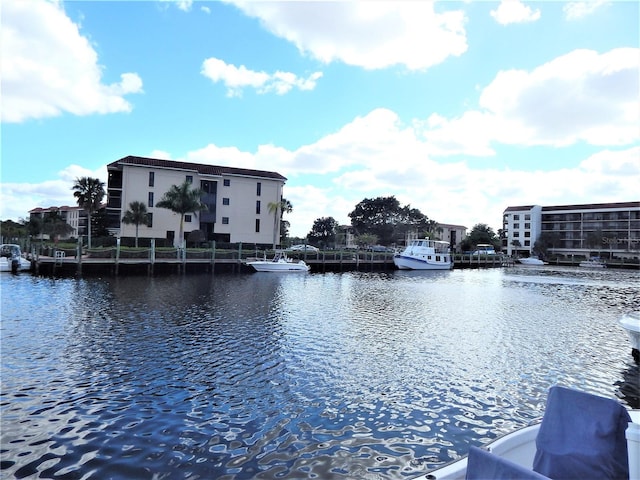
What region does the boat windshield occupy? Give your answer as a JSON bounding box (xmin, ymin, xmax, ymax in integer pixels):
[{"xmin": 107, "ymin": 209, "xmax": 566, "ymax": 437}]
[{"xmin": 1, "ymin": 245, "xmax": 21, "ymax": 258}]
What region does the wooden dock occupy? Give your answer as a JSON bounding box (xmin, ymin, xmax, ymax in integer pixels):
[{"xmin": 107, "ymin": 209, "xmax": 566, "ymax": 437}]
[{"xmin": 29, "ymin": 247, "xmax": 520, "ymax": 277}]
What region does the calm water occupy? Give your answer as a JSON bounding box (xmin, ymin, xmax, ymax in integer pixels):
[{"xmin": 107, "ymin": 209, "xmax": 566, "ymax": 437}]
[{"xmin": 1, "ymin": 266, "xmax": 639, "ymax": 479}]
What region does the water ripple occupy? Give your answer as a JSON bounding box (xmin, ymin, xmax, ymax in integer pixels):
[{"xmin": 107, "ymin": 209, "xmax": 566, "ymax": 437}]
[{"xmin": 1, "ymin": 267, "xmax": 638, "ymax": 478}]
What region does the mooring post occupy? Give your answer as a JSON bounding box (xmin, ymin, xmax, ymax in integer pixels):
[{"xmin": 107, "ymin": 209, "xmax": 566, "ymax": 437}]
[
  {"xmin": 115, "ymin": 237, "xmax": 121, "ymax": 276},
  {"xmin": 76, "ymin": 238, "xmax": 82, "ymax": 276}
]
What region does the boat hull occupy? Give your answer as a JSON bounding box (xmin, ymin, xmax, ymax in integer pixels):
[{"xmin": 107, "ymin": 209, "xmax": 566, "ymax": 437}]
[
  {"xmin": 416, "ymin": 410, "xmax": 640, "ymax": 480},
  {"xmin": 393, "ymin": 255, "xmax": 452, "ymax": 270},
  {"xmin": 620, "ymin": 312, "xmax": 640, "ymax": 362},
  {"xmin": 247, "ymin": 261, "xmax": 309, "ymax": 272},
  {"xmin": 518, "ymin": 258, "xmax": 545, "ymax": 266},
  {"xmin": 0, "ymin": 244, "xmax": 31, "ymax": 273},
  {"xmin": 579, "ymin": 259, "xmax": 606, "ymax": 268}
]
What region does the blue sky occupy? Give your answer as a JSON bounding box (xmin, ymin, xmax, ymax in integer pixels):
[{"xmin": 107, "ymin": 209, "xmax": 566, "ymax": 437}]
[{"xmin": 1, "ymin": 0, "xmax": 638, "ymax": 238}]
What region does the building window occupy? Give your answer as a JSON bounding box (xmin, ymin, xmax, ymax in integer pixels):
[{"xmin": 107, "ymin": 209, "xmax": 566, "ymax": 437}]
[
  {"xmin": 514, "ymin": 215, "xmax": 520, "ymax": 220},
  {"xmin": 514, "ymin": 223, "xmax": 519, "ymax": 229},
  {"xmin": 256, "ymin": 200, "xmax": 261, "ymax": 214},
  {"xmin": 524, "ymin": 223, "xmax": 530, "ymax": 229},
  {"xmin": 147, "ymin": 213, "xmax": 153, "ymax": 227},
  {"xmin": 222, "ymin": 217, "xmax": 229, "ymax": 225},
  {"xmin": 223, "ymin": 179, "xmax": 230, "ymax": 187},
  {"xmin": 185, "ymin": 214, "xmax": 192, "ymax": 223},
  {"xmin": 513, "ymin": 232, "xmax": 520, "ymax": 237},
  {"xmin": 524, "ymin": 232, "xmax": 531, "ymax": 237},
  {"xmin": 255, "ymin": 219, "xmax": 260, "ymax": 232},
  {"xmin": 524, "ymin": 240, "xmax": 530, "ymax": 246},
  {"xmin": 257, "ymin": 182, "xmax": 261, "ymax": 196},
  {"xmin": 525, "ymin": 214, "xmax": 530, "ymax": 220},
  {"xmin": 148, "ymin": 192, "xmax": 154, "ymax": 207},
  {"xmin": 149, "ymin": 171, "xmax": 154, "ymax": 187},
  {"xmin": 223, "ymin": 197, "xmax": 230, "ymax": 206},
  {"xmin": 186, "ymin": 175, "xmax": 193, "ymax": 184}
]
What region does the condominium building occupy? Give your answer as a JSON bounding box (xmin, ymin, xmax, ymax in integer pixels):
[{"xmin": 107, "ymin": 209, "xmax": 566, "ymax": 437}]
[
  {"xmin": 437, "ymin": 223, "xmax": 467, "ymax": 253},
  {"xmin": 106, "ymin": 156, "xmax": 287, "ymax": 246},
  {"xmin": 503, "ymin": 201, "xmax": 640, "ymax": 259},
  {"xmin": 29, "ymin": 205, "xmax": 87, "ymax": 240}
]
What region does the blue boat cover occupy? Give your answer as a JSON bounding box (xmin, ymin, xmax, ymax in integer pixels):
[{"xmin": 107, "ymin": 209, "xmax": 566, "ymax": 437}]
[
  {"xmin": 533, "ymin": 385, "xmax": 631, "ymax": 480},
  {"xmin": 465, "ymin": 446, "xmax": 550, "ymax": 479}
]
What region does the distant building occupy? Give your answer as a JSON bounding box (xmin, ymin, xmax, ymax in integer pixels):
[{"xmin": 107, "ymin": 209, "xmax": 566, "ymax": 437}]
[
  {"xmin": 503, "ymin": 201, "xmax": 640, "ymax": 259},
  {"xmin": 106, "ymin": 156, "xmax": 287, "ymax": 246},
  {"xmin": 437, "ymin": 223, "xmax": 467, "ymax": 252},
  {"xmin": 29, "ymin": 205, "xmax": 87, "ymax": 240}
]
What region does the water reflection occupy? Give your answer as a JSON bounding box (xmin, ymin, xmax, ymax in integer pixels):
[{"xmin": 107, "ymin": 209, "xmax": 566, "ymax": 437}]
[{"xmin": 1, "ymin": 267, "xmax": 638, "ymax": 479}]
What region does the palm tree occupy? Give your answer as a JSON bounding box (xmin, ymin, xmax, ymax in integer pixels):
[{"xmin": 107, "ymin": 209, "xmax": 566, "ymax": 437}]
[
  {"xmin": 156, "ymin": 180, "xmax": 207, "ymax": 248},
  {"xmin": 121, "ymin": 201, "xmax": 149, "ymax": 248},
  {"xmin": 268, "ymin": 198, "xmax": 292, "ymax": 249},
  {"xmin": 72, "ymin": 177, "xmax": 105, "ymax": 249}
]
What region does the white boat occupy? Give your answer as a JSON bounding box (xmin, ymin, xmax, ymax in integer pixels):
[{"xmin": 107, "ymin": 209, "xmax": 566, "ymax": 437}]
[
  {"xmin": 579, "ymin": 257, "xmax": 607, "ymax": 268},
  {"xmin": 0, "ymin": 244, "xmax": 31, "ymax": 273},
  {"xmin": 518, "ymin": 256, "xmax": 546, "ymax": 266},
  {"xmin": 620, "ymin": 312, "xmax": 640, "ymax": 363},
  {"xmin": 414, "ymin": 386, "xmax": 640, "ymax": 480},
  {"xmin": 394, "ymin": 238, "xmax": 453, "ymax": 270},
  {"xmin": 246, "ymin": 251, "xmax": 310, "ymax": 272}
]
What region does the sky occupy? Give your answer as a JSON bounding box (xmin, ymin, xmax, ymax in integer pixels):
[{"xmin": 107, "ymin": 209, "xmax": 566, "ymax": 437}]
[{"xmin": 1, "ymin": 0, "xmax": 638, "ymax": 238}]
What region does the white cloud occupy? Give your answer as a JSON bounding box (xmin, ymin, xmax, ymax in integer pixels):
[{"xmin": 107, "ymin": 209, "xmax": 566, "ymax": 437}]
[
  {"xmin": 173, "ymin": 107, "xmax": 638, "ymax": 238},
  {"xmin": 424, "ymin": 48, "xmax": 639, "ymax": 154},
  {"xmin": 1, "ymin": 0, "xmax": 143, "ymax": 123},
  {"xmin": 563, "ymin": 1, "xmax": 608, "ymax": 20},
  {"xmin": 158, "ymin": 0, "xmax": 192, "ymax": 12},
  {"xmin": 490, "ymin": 0, "xmax": 541, "ymax": 25},
  {"xmin": 0, "ymin": 164, "xmax": 108, "ymax": 221},
  {"xmin": 226, "ymin": 1, "xmax": 467, "ymax": 71},
  {"xmin": 201, "ymin": 57, "xmax": 322, "ymax": 97}
]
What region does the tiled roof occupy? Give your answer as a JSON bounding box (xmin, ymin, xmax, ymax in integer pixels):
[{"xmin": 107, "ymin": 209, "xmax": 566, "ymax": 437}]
[
  {"xmin": 541, "ymin": 201, "xmax": 639, "ymax": 211},
  {"xmin": 108, "ymin": 155, "xmax": 287, "ymax": 181},
  {"xmin": 503, "ymin": 205, "xmax": 537, "ymax": 212}
]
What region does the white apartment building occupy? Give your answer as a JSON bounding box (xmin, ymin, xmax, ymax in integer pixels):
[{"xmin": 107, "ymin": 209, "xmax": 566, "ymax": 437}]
[
  {"xmin": 437, "ymin": 223, "xmax": 467, "ymax": 253},
  {"xmin": 502, "ymin": 205, "xmax": 543, "ymax": 256},
  {"xmin": 106, "ymin": 156, "xmax": 287, "ymax": 246},
  {"xmin": 503, "ymin": 201, "xmax": 640, "ymax": 259},
  {"xmin": 29, "ymin": 205, "xmax": 87, "ymax": 240}
]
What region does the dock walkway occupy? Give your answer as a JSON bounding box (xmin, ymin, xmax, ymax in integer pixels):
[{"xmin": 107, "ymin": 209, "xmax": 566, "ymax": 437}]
[{"xmin": 30, "ymin": 246, "xmax": 517, "ymax": 277}]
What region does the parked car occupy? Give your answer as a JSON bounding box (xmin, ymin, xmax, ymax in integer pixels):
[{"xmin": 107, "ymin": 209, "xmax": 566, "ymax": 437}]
[
  {"xmin": 288, "ymin": 244, "xmax": 320, "ymax": 252},
  {"xmin": 366, "ymin": 245, "xmax": 388, "ymax": 252}
]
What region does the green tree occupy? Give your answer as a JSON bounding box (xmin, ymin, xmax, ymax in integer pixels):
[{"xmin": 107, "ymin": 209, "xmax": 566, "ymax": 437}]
[
  {"xmin": 268, "ymin": 198, "xmax": 293, "ymax": 249},
  {"xmin": 0, "ymin": 220, "xmax": 26, "ymax": 243},
  {"xmin": 308, "ymin": 216, "xmax": 339, "ymax": 248},
  {"xmin": 42, "ymin": 212, "xmax": 73, "ymax": 243},
  {"xmin": 24, "ymin": 217, "xmax": 43, "ymax": 239},
  {"xmin": 348, "ymin": 196, "xmax": 430, "ymax": 245},
  {"xmin": 91, "ymin": 207, "xmax": 111, "ymax": 239},
  {"xmin": 464, "ymin": 223, "xmax": 500, "ymax": 251},
  {"xmin": 121, "ymin": 201, "xmax": 149, "ymax": 248},
  {"xmin": 72, "ymin": 176, "xmax": 106, "ymax": 249},
  {"xmin": 534, "ymin": 231, "xmax": 561, "ymax": 258},
  {"xmin": 156, "ymin": 180, "xmax": 207, "ymax": 248}
]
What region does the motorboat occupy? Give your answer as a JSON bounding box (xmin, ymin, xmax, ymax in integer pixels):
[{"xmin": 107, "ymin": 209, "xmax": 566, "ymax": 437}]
[
  {"xmin": 579, "ymin": 257, "xmax": 607, "ymax": 268},
  {"xmin": 246, "ymin": 251, "xmax": 310, "ymax": 272},
  {"xmin": 518, "ymin": 256, "xmax": 546, "ymax": 266},
  {"xmin": 620, "ymin": 312, "xmax": 640, "ymax": 363},
  {"xmin": 414, "ymin": 385, "xmax": 640, "ymax": 480},
  {"xmin": 394, "ymin": 238, "xmax": 453, "ymax": 270},
  {"xmin": 0, "ymin": 244, "xmax": 31, "ymax": 273}
]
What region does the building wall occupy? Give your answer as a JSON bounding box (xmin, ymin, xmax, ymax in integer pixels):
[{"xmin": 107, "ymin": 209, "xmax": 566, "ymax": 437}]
[
  {"xmin": 29, "ymin": 206, "xmax": 86, "ymax": 240},
  {"xmin": 502, "ymin": 206, "xmax": 542, "ymax": 256},
  {"xmin": 503, "ymin": 202, "xmax": 640, "ymax": 258},
  {"xmin": 438, "ymin": 224, "xmax": 467, "ymax": 252},
  {"xmin": 116, "ymin": 162, "xmax": 284, "ymax": 246}
]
